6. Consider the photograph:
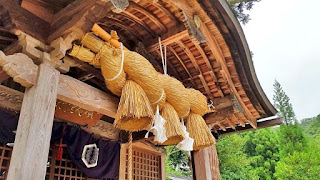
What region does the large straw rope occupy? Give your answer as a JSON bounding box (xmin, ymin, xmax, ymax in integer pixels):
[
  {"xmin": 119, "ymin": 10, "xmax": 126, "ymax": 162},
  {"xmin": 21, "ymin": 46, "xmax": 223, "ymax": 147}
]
[
  {"xmin": 187, "ymin": 88, "xmax": 209, "ymax": 116},
  {"xmin": 159, "ymin": 74, "xmax": 190, "ymax": 118}
]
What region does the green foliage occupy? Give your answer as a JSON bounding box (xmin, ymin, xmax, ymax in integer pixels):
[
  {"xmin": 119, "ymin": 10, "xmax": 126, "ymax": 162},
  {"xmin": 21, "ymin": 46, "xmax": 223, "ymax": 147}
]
[
  {"xmin": 303, "ymin": 114, "xmax": 320, "ymax": 143},
  {"xmin": 273, "ymin": 80, "xmax": 296, "ymax": 125},
  {"xmin": 164, "ymin": 146, "xmax": 191, "ymax": 178},
  {"xmin": 227, "ymin": 0, "xmax": 261, "ymax": 24},
  {"xmin": 274, "ymin": 144, "xmax": 320, "ymax": 180},
  {"xmin": 216, "ymin": 134, "xmax": 253, "ymax": 180},
  {"xmin": 278, "ymin": 124, "xmax": 307, "ymax": 157},
  {"xmin": 243, "ymin": 128, "xmax": 280, "ymax": 180}
]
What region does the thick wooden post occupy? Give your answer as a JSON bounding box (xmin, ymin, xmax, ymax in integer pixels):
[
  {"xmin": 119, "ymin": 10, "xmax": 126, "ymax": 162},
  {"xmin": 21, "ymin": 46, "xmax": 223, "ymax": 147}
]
[
  {"xmin": 193, "ymin": 147, "xmax": 213, "ymax": 180},
  {"xmin": 208, "ymin": 144, "xmax": 221, "ymax": 180},
  {"xmin": 7, "ymin": 62, "xmax": 59, "ymax": 180}
]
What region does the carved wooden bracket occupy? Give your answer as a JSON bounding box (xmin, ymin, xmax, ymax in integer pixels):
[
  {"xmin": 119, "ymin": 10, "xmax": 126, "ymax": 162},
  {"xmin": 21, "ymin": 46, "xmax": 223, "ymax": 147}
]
[
  {"xmin": 0, "ymin": 51, "xmax": 118, "ymax": 118},
  {"xmin": 0, "ymin": 51, "xmax": 37, "ymax": 87},
  {"xmin": 17, "ymin": 31, "xmax": 79, "ymax": 73}
]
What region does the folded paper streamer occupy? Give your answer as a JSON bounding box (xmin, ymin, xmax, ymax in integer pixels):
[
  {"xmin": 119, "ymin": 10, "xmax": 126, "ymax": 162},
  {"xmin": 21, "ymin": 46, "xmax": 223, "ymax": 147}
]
[
  {"xmin": 145, "ymin": 106, "xmax": 167, "ymax": 143},
  {"xmin": 177, "ymin": 120, "xmax": 194, "ymax": 151}
]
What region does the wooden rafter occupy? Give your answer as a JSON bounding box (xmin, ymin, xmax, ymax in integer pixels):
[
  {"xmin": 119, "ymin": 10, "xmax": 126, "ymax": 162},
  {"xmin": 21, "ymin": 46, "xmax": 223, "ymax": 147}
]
[
  {"xmin": 192, "ymin": 40, "xmax": 225, "ymax": 98},
  {"xmin": 98, "ymin": 20, "xmax": 141, "ymax": 42},
  {"xmin": 167, "ymin": 45, "xmax": 197, "ymax": 88},
  {"xmin": 225, "ymin": 118, "xmax": 235, "ymax": 130},
  {"xmin": 120, "ymin": 12, "xmax": 156, "ymax": 37},
  {"xmin": 128, "ymin": 2, "xmax": 167, "ymax": 33},
  {"xmin": 152, "ymin": 0, "xmax": 180, "ymax": 26},
  {"xmin": 234, "ymin": 113, "xmax": 246, "ymax": 127},
  {"xmin": 153, "ymin": 48, "xmax": 183, "ymax": 81},
  {"xmin": 168, "ymin": 0, "xmax": 257, "ymax": 127},
  {"xmin": 175, "ymin": 40, "xmax": 214, "ymax": 100}
]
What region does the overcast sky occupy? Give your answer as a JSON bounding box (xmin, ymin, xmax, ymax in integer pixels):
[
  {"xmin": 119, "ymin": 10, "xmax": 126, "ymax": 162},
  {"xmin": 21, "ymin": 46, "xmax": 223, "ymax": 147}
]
[{"xmin": 241, "ymin": 0, "xmax": 320, "ymax": 120}]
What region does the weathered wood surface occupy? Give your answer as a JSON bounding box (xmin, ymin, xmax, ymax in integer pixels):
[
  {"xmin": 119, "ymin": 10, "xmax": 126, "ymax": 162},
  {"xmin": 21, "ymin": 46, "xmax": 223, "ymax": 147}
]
[
  {"xmin": 208, "ymin": 145, "xmax": 221, "ymax": 180},
  {"xmin": 0, "ymin": 51, "xmax": 118, "ymax": 118},
  {"xmin": 0, "ymin": 85, "xmax": 23, "ymax": 111},
  {"xmin": 7, "ymin": 63, "xmax": 59, "ymax": 180},
  {"xmin": 87, "ymin": 120, "xmax": 120, "ymax": 140},
  {"xmin": 193, "ymin": 147, "xmax": 213, "ymax": 180}
]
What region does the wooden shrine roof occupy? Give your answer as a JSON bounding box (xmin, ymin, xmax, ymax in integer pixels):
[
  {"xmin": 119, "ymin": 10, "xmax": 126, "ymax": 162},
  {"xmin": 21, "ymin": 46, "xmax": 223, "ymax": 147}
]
[{"xmin": 0, "ymin": 0, "xmax": 277, "ymax": 136}]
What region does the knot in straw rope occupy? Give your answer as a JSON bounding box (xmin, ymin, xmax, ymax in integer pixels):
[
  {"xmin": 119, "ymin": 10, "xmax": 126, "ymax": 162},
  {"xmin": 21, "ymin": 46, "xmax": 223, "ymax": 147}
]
[{"xmin": 104, "ymin": 43, "xmax": 124, "ymax": 81}]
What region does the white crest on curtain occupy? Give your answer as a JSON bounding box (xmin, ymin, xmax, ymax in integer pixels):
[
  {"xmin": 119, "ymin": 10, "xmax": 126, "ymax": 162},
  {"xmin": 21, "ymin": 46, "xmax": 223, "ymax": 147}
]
[
  {"xmin": 145, "ymin": 105, "xmax": 167, "ymax": 143},
  {"xmin": 81, "ymin": 143, "xmax": 99, "ymax": 168},
  {"xmin": 177, "ymin": 120, "xmax": 194, "ymax": 151}
]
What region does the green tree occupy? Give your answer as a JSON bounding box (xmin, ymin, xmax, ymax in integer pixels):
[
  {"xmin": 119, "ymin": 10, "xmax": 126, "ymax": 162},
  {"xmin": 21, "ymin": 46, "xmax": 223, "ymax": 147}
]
[
  {"xmin": 243, "ymin": 128, "xmax": 280, "ymax": 180},
  {"xmin": 273, "ymin": 80, "xmax": 296, "ymax": 125},
  {"xmin": 227, "ymin": 0, "xmax": 261, "ymax": 24},
  {"xmin": 164, "ymin": 146, "xmax": 191, "ymax": 177},
  {"xmin": 216, "ymin": 134, "xmax": 257, "ymax": 180},
  {"xmin": 273, "ymin": 80, "xmax": 307, "ymax": 157},
  {"xmin": 274, "ymin": 144, "xmax": 320, "ymax": 180}
]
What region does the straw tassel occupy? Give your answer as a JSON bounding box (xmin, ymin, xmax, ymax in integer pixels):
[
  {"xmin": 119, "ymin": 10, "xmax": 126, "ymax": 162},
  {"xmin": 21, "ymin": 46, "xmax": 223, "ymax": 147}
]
[
  {"xmin": 186, "ymin": 112, "xmax": 215, "ymax": 150},
  {"xmin": 114, "ymin": 80, "xmax": 154, "ymax": 131}
]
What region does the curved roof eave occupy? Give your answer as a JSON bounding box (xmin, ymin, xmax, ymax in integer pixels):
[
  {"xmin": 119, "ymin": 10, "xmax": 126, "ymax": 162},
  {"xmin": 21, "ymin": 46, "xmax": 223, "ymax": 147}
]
[{"xmin": 200, "ymin": 0, "xmax": 277, "ymax": 117}]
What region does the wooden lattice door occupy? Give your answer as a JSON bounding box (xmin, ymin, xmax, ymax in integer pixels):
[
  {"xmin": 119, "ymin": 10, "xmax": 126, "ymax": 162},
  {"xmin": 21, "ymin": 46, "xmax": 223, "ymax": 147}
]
[
  {"xmin": 0, "ymin": 145, "xmax": 11, "ymax": 180},
  {"xmin": 0, "ymin": 144, "xmax": 116, "ymax": 180},
  {"xmin": 119, "ymin": 142, "xmax": 165, "ymax": 180}
]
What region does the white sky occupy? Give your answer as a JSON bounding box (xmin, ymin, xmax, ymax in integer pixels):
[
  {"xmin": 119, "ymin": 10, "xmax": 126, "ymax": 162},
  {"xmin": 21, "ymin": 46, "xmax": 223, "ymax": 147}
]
[{"xmin": 241, "ymin": 0, "xmax": 320, "ymax": 120}]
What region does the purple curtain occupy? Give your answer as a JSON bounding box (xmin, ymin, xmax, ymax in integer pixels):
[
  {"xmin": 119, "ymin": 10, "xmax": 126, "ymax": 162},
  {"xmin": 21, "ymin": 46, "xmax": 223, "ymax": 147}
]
[
  {"xmin": 52, "ymin": 122, "xmax": 120, "ymax": 179},
  {"xmin": 0, "ymin": 110, "xmax": 120, "ymax": 179}
]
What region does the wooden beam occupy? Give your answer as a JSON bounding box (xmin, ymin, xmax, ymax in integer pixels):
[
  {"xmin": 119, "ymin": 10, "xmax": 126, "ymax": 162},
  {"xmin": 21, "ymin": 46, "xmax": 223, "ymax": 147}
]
[
  {"xmin": 0, "ymin": 85, "xmax": 23, "ymax": 111},
  {"xmin": 147, "ymin": 25, "xmax": 187, "ymax": 49},
  {"xmin": 7, "ymin": 63, "xmax": 59, "ymax": 179},
  {"xmin": 205, "ymin": 106, "xmax": 234, "ymax": 124},
  {"xmin": 0, "ymin": 0, "xmax": 50, "ymax": 43},
  {"xmin": 49, "ymin": 0, "xmax": 111, "ymax": 42},
  {"xmin": 213, "ymin": 96, "xmax": 233, "ymax": 110}
]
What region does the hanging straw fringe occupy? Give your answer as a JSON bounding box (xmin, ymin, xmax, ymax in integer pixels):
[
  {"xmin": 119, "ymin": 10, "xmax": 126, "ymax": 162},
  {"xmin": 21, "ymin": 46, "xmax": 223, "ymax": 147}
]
[
  {"xmin": 160, "ymin": 102, "xmax": 185, "ymax": 145},
  {"xmin": 114, "ymin": 80, "xmax": 154, "ymax": 131},
  {"xmin": 186, "ymin": 112, "xmax": 215, "ymax": 150}
]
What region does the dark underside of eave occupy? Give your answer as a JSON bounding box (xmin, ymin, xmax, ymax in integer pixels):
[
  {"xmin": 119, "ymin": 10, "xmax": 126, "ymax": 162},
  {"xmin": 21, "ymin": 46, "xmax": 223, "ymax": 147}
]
[{"xmin": 199, "ymin": 0, "xmax": 277, "ymax": 118}]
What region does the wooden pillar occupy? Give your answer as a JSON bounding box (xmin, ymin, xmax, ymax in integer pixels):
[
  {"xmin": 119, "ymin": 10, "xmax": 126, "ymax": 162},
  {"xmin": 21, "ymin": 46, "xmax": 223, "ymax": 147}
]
[
  {"xmin": 208, "ymin": 144, "xmax": 221, "ymax": 180},
  {"xmin": 7, "ymin": 62, "xmax": 59, "ymax": 180},
  {"xmin": 193, "ymin": 147, "xmax": 212, "ymax": 180}
]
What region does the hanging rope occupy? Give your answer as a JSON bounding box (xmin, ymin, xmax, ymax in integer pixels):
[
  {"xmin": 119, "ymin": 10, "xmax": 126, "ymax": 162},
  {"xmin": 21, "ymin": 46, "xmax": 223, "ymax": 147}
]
[
  {"xmin": 128, "ymin": 131, "xmax": 133, "ymax": 180},
  {"xmin": 158, "ymin": 37, "xmax": 167, "ymax": 75}
]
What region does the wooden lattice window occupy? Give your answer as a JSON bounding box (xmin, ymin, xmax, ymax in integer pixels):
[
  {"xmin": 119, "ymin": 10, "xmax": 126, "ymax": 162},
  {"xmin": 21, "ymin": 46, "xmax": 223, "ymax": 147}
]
[
  {"xmin": 0, "ymin": 144, "xmax": 115, "ymax": 180},
  {"xmin": 0, "ymin": 145, "xmax": 11, "ymax": 180},
  {"xmin": 119, "ymin": 143, "xmax": 165, "ymax": 180}
]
